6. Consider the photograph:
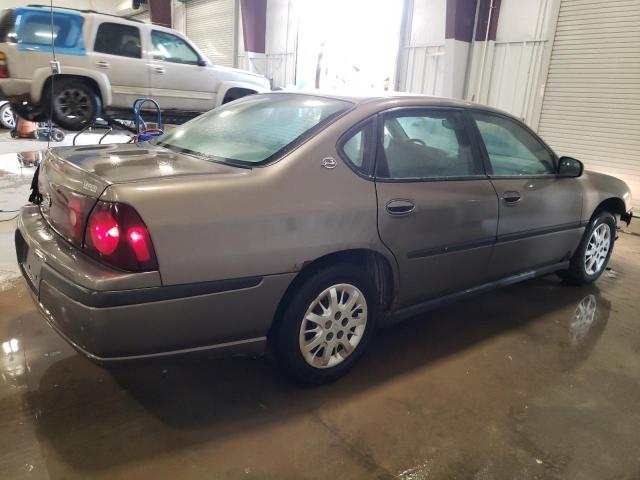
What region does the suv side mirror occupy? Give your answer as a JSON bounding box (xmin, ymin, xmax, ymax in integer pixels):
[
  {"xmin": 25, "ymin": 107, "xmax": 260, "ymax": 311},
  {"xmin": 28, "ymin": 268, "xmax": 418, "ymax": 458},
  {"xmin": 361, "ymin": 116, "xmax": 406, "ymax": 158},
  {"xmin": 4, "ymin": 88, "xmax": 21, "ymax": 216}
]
[
  {"xmin": 197, "ymin": 59, "xmax": 207, "ymax": 67},
  {"xmin": 558, "ymin": 156, "xmax": 583, "ymax": 178}
]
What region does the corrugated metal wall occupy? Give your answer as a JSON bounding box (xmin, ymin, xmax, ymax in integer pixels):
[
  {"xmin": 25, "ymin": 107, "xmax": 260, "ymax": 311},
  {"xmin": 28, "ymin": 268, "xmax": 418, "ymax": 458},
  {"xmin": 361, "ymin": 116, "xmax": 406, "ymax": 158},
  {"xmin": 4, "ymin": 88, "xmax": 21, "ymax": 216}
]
[
  {"xmin": 186, "ymin": 0, "xmax": 236, "ymax": 67},
  {"xmin": 538, "ymin": 0, "xmax": 640, "ymax": 209}
]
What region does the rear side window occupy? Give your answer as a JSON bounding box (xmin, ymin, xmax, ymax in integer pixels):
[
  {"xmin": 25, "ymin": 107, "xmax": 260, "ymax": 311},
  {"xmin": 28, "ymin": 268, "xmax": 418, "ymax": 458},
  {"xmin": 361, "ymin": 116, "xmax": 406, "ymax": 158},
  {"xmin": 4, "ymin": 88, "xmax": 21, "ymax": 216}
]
[
  {"xmin": 13, "ymin": 8, "xmax": 85, "ymax": 55},
  {"xmin": 151, "ymin": 30, "xmax": 199, "ymax": 64},
  {"xmin": 378, "ymin": 109, "xmax": 478, "ymax": 179},
  {"xmin": 340, "ymin": 120, "xmax": 375, "ymax": 174},
  {"xmin": 94, "ymin": 23, "xmax": 141, "ymax": 58}
]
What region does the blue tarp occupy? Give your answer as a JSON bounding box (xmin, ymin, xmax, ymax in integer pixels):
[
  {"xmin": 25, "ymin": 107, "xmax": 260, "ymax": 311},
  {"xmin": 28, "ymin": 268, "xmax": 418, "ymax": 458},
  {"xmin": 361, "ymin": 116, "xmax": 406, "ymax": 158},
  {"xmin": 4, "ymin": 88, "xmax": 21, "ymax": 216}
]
[{"xmin": 15, "ymin": 7, "xmax": 85, "ymax": 56}]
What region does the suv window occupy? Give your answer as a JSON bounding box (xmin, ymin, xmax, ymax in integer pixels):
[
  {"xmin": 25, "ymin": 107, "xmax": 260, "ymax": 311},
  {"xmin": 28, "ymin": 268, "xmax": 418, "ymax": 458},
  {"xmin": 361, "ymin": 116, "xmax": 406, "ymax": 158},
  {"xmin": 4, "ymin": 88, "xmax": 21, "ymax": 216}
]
[
  {"xmin": 151, "ymin": 30, "xmax": 199, "ymax": 65},
  {"xmin": 94, "ymin": 23, "xmax": 141, "ymax": 58},
  {"xmin": 14, "ymin": 8, "xmax": 84, "ymax": 53},
  {"xmin": 378, "ymin": 110, "xmax": 477, "ymax": 179},
  {"xmin": 472, "ymin": 112, "xmax": 555, "ymax": 176}
]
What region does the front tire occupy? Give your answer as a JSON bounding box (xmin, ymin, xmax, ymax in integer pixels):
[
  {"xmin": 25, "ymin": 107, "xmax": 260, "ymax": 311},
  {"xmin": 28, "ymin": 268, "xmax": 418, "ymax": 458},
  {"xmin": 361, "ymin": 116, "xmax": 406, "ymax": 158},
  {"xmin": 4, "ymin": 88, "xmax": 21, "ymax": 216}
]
[
  {"xmin": 49, "ymin": 78, "xmax": 101, "ymax": 131},
  {"xmin": 272, "ymin": 264, "xmax": 379, "ymax": 385},
  {"xmin": 559, "ymin": 211, "xmax": 616, "ymax": 285},
  {"xmin": 0, "ymin": 103, "xmax": 16, "ymax": 129}
]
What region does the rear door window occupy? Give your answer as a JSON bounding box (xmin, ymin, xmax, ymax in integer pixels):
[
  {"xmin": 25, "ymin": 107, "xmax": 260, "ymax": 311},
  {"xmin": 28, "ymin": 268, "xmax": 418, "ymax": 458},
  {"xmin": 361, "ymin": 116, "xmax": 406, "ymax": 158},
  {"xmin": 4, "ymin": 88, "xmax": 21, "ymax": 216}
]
[{"xmin": 94, "ymin": 23, "xmax": 142, "ymax": 58}]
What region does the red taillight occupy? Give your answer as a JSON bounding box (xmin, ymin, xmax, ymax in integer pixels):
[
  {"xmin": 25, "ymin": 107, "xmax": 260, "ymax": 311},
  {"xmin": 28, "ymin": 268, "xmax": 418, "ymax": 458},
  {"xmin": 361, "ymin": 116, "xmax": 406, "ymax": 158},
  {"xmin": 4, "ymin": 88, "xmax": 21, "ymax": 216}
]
[
  {"xmin": 0, "ymin": 52, "xmax": 8, "ymax": 78},
  {"xmin": 84, "ymin": 201, "xmax": 158, "ymax": 272}
]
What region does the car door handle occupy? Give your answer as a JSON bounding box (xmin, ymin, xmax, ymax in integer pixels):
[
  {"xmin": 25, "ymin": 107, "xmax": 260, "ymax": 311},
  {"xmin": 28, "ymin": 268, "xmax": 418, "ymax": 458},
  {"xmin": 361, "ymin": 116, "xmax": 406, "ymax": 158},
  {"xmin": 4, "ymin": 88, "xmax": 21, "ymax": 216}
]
[
  {"xmin": 95, "ymin": 61, "xmax": 110, "ymax": 69},
  {"xmin": 501, "ymin": 191, "xmax": 522, "ymax": 204},
  {"xmin": 152, "ymin": 66, "xmax": 166, "ymax": 74},
  {"xmin": 386, "ymin": 199, "xmax": 415, "ymax": 216}
]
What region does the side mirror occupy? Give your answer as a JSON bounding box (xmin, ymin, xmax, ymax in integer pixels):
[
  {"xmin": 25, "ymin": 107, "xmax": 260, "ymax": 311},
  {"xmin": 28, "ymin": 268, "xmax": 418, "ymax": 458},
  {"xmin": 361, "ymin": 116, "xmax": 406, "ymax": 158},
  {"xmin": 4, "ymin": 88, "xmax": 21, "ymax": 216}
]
[
  {"xmin": 558, "ymin": 156, "xmax": 583, "ymax": 178},
  {"xmin": 197, "ymin": 59, "xmax": 207, "ymax": 67}
]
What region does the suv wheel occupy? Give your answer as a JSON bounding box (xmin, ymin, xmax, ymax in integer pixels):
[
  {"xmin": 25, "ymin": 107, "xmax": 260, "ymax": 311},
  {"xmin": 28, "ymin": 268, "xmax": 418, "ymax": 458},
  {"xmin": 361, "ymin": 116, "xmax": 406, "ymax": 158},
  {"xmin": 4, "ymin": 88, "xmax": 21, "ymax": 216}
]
[
  {"xmin": 49, "ymin": 79, "xmax": 101, "ymax": 131},
  {"xmin": 0, "ymin": 103, "xmax": 16, "ymax": 129},
  {"xmin": 272, "ymin": 264, "xmax": 378, "ymax": 385},
  {"xmin": 559, "ymin": 211, "xmax": 616, "ymax": 285}
]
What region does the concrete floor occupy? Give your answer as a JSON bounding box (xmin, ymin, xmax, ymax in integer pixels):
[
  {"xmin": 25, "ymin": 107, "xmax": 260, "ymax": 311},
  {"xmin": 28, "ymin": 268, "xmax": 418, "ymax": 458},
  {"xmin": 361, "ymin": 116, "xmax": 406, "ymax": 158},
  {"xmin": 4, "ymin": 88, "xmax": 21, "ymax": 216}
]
[{"xmin": 1, "ymin": 133, "xmax": 640, "ymax": 479}]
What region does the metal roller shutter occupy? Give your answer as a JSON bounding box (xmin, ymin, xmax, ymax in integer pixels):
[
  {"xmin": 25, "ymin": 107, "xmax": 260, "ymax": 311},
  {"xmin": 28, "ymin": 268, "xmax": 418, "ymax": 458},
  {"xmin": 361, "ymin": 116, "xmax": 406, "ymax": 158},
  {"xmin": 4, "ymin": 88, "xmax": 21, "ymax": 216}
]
[
  {"xmin": 538, "ymin": 0, "xmax": 640, "ymax": 210},
  {"xmin": 186, "ymin": 0, "xmax": 236, "ymax": 67}
]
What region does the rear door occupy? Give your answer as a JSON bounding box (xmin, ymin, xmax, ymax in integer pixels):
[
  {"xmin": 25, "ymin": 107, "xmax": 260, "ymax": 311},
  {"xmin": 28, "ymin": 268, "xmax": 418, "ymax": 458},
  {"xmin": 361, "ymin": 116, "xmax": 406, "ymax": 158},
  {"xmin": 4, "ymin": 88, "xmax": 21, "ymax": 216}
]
[
  {"xmin": 374, "ymin": 107, "xmax": 499, "ymax": 308},
  {"xmin": 148, "ymin": 29, "xmax": 217, "ymax": 111},
  {"xmin": 469, "ymin": 110, "xmax": 583, "ymax": 278},
  {"xmin": 90, "ymin": 21, "xmax": 149, "ymax": 108}
]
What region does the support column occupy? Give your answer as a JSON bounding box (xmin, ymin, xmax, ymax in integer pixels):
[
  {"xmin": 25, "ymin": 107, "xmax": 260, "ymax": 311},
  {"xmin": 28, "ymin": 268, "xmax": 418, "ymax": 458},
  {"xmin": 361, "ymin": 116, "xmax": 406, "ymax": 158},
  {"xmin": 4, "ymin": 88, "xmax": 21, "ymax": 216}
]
[
  {"xmin": 240, "ymin": 0, "xmax": 267, "ymax": 73},
  {"xmin": 443, "ymin": 0, "xmax": 478, "ymax": 98}
]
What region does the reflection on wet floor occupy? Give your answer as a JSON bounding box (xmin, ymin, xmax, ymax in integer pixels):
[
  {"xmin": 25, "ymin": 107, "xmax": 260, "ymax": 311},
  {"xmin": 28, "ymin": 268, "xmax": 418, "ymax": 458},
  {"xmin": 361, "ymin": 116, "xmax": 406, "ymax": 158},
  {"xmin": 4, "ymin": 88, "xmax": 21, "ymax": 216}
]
[{"xmin": 0, "ymin": 232, "xmax": 639, "ymax": 479}]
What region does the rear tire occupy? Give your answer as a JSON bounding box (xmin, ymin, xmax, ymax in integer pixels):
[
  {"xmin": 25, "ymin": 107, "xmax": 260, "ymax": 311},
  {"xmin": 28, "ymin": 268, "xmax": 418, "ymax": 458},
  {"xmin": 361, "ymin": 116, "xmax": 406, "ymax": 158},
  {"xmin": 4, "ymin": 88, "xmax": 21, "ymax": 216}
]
[
  {"xmin": 49, "ymin": 78, "xmax": 102, "ymax": 131},
  {"xmin": 559, "ymin": 211, "xmax": 616, "ymax": 285},
  {"xmin": 272, "ymin": 264, "xmax": 379, "ymax": 385}
]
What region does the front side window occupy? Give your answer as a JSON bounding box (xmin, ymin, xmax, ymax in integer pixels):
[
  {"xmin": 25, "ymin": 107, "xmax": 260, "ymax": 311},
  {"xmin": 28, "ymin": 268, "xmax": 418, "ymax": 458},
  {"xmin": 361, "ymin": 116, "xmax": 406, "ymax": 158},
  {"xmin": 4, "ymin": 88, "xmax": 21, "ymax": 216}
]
[
  {"xmin": 151, "ymin": 30, "xmax": 199, "ymax": 64},
  {"xmin": 472, "ymin": 112, "xmax": 555, "ymax": 176},
  {"xmin": 378, "ymin": 109, "xmax": 477, "ymax": 179},
  {"xmin": 94, "ymin": 23, "xmax": 141, "ymax": 58},
  {"xmin": 154, "ymin": 94, "xmax": 352, "ymax": 165}
]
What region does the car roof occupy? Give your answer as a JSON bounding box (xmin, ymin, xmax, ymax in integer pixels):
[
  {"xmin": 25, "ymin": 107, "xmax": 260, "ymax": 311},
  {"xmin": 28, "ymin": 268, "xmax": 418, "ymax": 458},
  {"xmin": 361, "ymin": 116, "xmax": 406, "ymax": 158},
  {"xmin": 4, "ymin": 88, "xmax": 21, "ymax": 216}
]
[
  {"xmin": 267, "ymin": 90, "xmax": 515, "ymax": 118},
  {"xmin": 22, "ymin": 5, "xmax": 146, "ymax": 24}
]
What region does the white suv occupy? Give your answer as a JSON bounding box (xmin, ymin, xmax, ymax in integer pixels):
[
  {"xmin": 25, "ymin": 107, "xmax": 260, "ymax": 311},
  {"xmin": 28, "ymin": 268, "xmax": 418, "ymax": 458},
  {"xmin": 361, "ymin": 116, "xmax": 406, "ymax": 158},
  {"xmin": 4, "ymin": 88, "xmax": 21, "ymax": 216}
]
[{"xmin": 0, "ymin": 6, "xmax": 270, "ymax": 130}]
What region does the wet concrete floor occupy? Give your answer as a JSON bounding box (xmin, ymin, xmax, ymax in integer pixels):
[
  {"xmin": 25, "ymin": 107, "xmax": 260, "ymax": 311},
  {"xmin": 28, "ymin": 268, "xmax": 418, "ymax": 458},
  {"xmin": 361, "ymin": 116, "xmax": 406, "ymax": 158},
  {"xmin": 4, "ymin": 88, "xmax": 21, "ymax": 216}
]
[{"xmin": 0, "ymin": 229, "xmax": 638, "ymax": 479}]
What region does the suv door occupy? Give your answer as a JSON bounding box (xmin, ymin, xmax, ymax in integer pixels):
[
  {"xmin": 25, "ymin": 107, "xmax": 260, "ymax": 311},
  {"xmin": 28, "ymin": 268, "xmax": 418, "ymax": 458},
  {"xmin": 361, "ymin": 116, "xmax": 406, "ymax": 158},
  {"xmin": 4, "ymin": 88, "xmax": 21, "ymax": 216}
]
[
  {"xmin": 91, "ymin": 21, "xmax": 149, "ymax": 108},
  {"xmin": 374, "ymin": 108, "xmax": 499, "ymax": 308},
  {"xmin": 148, "ymin": 30, "xmax": 217, "ymax": 111},
  {"xmin": 470, "ymin": 110, "xmax": 583, "ymax": 278}
]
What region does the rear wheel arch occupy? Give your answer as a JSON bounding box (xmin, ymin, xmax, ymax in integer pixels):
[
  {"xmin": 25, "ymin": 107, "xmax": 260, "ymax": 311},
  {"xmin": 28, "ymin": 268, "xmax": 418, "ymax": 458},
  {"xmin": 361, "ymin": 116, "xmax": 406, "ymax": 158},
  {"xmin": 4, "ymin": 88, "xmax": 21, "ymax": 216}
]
[
  {"xmin": 269, "ymin": 249, "xmax": 397, "ymax": 340},
  {"xmin": 42, "ymin": 74, "xmax": 103, "ymax": 104}
]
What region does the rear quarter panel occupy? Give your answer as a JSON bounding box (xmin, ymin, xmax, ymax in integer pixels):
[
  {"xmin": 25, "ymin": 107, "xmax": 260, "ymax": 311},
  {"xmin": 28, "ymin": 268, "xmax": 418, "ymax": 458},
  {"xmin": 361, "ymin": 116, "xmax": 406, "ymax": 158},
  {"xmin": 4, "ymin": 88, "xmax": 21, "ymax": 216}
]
[{"xmin": 101, "ymin": 114, "xmax": 391, "ymax": 287}]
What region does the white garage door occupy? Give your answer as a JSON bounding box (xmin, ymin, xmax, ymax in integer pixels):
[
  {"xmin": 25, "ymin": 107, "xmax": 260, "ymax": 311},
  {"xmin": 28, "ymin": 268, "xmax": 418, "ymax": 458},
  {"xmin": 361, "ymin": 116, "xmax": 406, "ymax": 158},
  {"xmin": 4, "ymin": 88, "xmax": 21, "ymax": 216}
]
[
  {"xmin": 186, "ymin": 0, "xmax": 236, "ymax": 67},
  {"xmin": 538, "ymin": 0, "xmax": 640, "ymax": 210}
]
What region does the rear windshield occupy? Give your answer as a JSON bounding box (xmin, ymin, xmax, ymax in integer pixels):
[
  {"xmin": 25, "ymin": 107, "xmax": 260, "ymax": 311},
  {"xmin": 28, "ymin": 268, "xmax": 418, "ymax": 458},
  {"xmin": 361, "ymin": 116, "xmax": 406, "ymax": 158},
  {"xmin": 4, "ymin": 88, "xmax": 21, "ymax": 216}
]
[{"xmin": 154, "ymin": 94, "xmax": 352, "ymax": 166}]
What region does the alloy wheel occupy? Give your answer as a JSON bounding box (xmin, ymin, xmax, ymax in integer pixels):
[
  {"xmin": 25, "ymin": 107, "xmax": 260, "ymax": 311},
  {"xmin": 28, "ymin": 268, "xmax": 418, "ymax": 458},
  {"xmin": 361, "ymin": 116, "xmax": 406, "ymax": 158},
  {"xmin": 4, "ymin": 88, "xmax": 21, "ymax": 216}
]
[
  {"xmin": 299, "ymin": 283, "xmax": 368, "ymax": 369},
  {"xmin": 584, "ymin": 223, "xmax": 611, "ymax": 276},
  {"xmin": 54, "ymin": 88, "xmax": 92, "ymax": 122},
  {"xmin": 1, "ymin": 105, "xmax": 16, "ymax": 128}
]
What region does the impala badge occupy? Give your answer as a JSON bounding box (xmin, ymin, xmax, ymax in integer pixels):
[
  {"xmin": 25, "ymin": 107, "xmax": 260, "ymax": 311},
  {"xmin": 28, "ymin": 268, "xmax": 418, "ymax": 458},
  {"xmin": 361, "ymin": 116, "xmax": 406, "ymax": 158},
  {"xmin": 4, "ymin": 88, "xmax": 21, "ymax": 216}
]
[{"xmin": 321, "ymin": 157, "xmax": 337, "ymax": 169}]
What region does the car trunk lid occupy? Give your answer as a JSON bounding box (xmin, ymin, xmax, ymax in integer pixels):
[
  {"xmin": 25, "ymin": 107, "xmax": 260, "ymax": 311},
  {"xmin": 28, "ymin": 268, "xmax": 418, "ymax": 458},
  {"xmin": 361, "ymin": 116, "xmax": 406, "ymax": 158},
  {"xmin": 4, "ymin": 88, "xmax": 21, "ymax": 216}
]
[{"xmin": 36, "ymin": 142, "xmax": 246, "ymax": 246}]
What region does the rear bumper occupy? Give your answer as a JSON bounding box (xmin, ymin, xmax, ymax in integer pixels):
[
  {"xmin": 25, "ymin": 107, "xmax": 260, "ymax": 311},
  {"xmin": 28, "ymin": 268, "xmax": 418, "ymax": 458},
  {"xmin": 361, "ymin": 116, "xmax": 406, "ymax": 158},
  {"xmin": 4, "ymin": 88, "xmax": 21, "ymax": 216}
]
[{"xmin": 16, "ymin": 206, "xmax": 294, "ymax": 361}]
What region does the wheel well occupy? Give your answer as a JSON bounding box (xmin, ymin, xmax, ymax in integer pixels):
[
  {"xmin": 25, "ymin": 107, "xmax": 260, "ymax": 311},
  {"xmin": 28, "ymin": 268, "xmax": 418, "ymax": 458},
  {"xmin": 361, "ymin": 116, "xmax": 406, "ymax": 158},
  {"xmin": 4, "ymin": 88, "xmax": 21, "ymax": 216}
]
[
  {"xmin": 593, "ymin": 197, "xmax": 629, "ymax": 223},
  {"xmin": 42, "ymin": 75, "xmax": 102, "ymax": 103},
  {"xmin": 269, "ymin": 249, "xmax": 395, "ymax": 337},
  {"xmin": 222, "ymin": 87, "xmax": 256, "ymax": 104}
]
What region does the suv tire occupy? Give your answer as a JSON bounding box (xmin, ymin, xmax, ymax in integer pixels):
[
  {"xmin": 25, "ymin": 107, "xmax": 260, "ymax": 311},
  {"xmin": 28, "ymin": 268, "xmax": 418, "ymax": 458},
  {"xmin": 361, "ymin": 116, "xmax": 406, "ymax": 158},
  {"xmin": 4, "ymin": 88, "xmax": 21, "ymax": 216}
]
[
  {"xmin": 48, "ymin": 78, "xmax": 102, "ymax": 131},
  {"xmin": 272, "ymin": 263, "xmax": 379, "ymax": 385},
  {"xmin": 559, "ymin": 211, "xmax": 616, "ymax": 285}
]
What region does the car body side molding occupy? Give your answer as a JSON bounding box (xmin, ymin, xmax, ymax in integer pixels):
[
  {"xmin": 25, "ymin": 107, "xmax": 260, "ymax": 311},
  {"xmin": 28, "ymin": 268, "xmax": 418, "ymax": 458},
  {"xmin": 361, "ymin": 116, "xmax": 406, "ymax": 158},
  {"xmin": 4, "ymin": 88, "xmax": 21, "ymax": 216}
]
[
  {"xmin": 389, "ymin": 261, "xmax": 570, "ymax": 323},
  {"xmin": 40, "ymin": 266, "xmax": 264, "ymax": 308}
]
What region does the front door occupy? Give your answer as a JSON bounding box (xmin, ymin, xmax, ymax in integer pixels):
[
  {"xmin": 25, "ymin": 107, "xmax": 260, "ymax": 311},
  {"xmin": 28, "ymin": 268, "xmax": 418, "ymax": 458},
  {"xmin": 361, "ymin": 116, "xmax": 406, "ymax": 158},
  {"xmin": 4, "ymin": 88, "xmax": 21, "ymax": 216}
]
[
  {"xmin": 148, "ymin": 30, "xmax": 217, "ymax": 111},
  {"xmin": 90, "ymin": 21, "xmax": 149, "ymax": 108},
  {"xmin": 469, "ymin": 111, "xmax": 583, "ymax": 279},
  {"xmin": 375, "ymin": 108, "xmax": 499, "ymax": 308}
]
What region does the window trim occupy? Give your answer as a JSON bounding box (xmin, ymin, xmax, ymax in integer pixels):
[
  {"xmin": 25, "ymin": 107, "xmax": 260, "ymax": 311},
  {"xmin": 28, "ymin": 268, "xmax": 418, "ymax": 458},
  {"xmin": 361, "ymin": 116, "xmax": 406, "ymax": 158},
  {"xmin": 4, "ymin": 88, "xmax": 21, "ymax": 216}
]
[
  {"xmin": 150, "ymin": 29, "xmax": 202, "ymax": 65},
  {"xmin": 374, "ymin": 106, "xmax": 488, "ymax": 183},
  {"xmin": 336, "ymin": 116, "xmax": 378, "ymax": 179},
  {"xmin": 93, "ymin": 21, "xmax": 142, "ymax": 59},
  {"xmin": 467, "ymin": 108, "xmax": 560, "ymax": 179}
]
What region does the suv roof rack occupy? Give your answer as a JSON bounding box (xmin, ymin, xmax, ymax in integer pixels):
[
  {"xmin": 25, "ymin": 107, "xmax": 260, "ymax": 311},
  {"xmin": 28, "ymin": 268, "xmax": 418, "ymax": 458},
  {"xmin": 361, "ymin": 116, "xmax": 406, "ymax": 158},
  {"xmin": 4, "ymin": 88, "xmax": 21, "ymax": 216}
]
[{"xmin": 26, "ymin": 4, "xmax": 145, "ymax": 23}]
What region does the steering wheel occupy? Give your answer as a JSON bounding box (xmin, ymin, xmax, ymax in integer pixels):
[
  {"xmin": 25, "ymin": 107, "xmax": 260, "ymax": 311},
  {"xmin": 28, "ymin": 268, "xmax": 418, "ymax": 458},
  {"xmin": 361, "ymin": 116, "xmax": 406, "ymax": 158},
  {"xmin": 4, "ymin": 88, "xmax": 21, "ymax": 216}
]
[{"xmin": 407, "ymin": 138, "xmax": 426, "ymax": 147}]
